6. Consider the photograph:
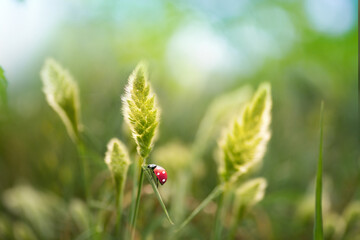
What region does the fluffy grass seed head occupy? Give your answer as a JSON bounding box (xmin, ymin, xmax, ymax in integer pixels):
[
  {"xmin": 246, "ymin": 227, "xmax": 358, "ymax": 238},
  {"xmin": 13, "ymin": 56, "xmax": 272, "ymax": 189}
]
[
  {"xmin": 122, "ymin": 63, "xmax": 160, "ymax": 160},
  {"xmin": 218, "ymin": 83, "xmax": 272, "ymax": 182},
  {"xmin": 41, "ymin": 58, "xmax": 82, "ymax": 143},
  {"xmin": 234, "ymin": 178, "xmax": 267, "ymax": 209},
  {"xmin": 105, "ymin": 138, "xmax": 131, "ymax": 198}
]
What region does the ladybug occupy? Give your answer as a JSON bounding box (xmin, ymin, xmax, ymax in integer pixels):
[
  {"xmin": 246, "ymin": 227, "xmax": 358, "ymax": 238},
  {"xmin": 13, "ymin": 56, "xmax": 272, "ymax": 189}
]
[{"xmin": 147, "ymin": 164, "xmax": 167, "ymax": 186}]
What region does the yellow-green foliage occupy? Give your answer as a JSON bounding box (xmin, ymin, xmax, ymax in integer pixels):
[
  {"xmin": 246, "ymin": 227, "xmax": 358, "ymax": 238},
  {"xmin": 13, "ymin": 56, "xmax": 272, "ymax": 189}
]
[
  {"xmin": 153, "ymin": 141, "xmax": 191, "ymax": 176},
  {"xmin": 343, "ymin": 201, "xmax": 360, "ymax": 238},
  {"xmin": 69, "ymin": 199, "xmax": 90, "ymax": 232},
  {"xmin": 219, "ymin": 83, "xmax": 272, "ymax": 181},
  {"xmin": 122, "ymin": 63, "xmax": 160, "ymax": 160},
  {"xmin": 323, "ymin": 213, "xmax": 346, "ymax": 240},
  {"xmin": 2, "ymin": 185, "xmax": 65, "ymax": 239},
  {"xmin": 0, "ymin": 215, "xmax": 11, "ymax": 239},
  {"xmin": 105, "ymin": 138, "xmax": 130, "ymax": 202},
  {"xmin": 41, "ymin": 59, "xmax": 81, "ymax": 142},
  {"xmin": 234, "ymin": 178, "xmax": 267, "ymax": 209},
  {"xmin": 194, "ymin": 86, "xmax": 252, "ymax": 157},
  {"xmin": 13, "ymin": 222, "xmax": 37, "ymax": 240},
  {"xmin": 344, "ymin": 201, "xmax": 360, "ymax": 224},
  {"xmin": 0, "ymin": 66, "xmax": 7, "ymax": 106}
]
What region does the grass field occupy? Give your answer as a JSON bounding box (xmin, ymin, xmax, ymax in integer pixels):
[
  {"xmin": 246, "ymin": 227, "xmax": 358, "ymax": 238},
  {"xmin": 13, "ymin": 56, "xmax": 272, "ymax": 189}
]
[{"xmin": 0, "ymin": 0, "xmax": 358, "ymax": 239}]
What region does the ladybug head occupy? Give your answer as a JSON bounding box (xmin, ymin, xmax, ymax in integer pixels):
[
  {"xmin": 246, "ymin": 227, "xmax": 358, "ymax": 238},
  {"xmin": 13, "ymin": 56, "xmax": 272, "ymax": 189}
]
[{"xmin": 147, "ymin": 164, "xmax": 157, "ymax": 170}]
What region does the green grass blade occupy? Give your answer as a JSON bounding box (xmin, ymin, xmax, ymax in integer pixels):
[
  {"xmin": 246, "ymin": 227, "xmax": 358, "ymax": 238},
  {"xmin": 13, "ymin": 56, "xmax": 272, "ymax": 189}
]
[
  {"xmin": 76, "ymin": 142, "xmax": 89, "ymax": 201},
  {"xmin": 176, "ymin": 184, "xmax": 224, "ymax": 233},
  {"xmin": 142, "ymin": 165, "xmax": 174, "ymax": 225},
  {"xmin": 125, "ymin": 161, "xmax": 138, "ymax": 239},
  {"xmin": 0, "ymin": 66, "xmax": 8, "ymax": 107},
  {"xmin": 314, "ymin": 101, "xmax": 324, "ymax": 240},
  {"xmin": 131, "ymin": 165, "xmax": 144, "ymax": 240},
  {"xmin": 214, "ymin": 192, "xmax": 225, "ymax": 240}
]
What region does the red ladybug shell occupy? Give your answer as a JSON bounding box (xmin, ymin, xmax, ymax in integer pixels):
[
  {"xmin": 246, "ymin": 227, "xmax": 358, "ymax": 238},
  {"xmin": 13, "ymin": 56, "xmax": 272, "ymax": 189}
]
[{"xmin": 153, "ymin": 166, "xmax": 167, "ymax": 185}]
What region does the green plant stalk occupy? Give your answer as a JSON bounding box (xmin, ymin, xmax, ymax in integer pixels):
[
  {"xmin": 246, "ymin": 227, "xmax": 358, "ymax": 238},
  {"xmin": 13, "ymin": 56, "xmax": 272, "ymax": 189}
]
[
  {"xmin": 0, "ymin": 66, "xmax": 8, "ymax": 108},
  {"xmin": 125, "ymin": 160, "xmax": 138, "ymax": 239},
  {"xmin": 228, "ymin": 205, "xmax": 246, "ymax": 240},
  {"xmin": 168, "ymin": 174, "xmax": 189, "ymax": 239},
  {"xmin": 115, "ymin": 178, "xmax": 125, "ymax": 237},
  {"xmin": 76, "ymin": 140, "xmax": 97, "ymax": 240},
  {"xmin": 131, "ymin": 160, "xmax": 145, "ymax": 240},
  {"xmin": 314, "ymin": 102, "xmax": 324, "ymax": 240},
  {"xmin": 176, "ymin": 184, "xmax": 225, "ymax": 233},
  {"xmin": 76, "ymin": 141, "xmax": 90, "ymax": 202},
  {"xmin": 172, "ymin": 173, "xmax": 189, "ymax": 223},
  {"xmin": 142, "ymin": 215, "xmax": 164, "ymax": 239},
  {"xmin": 142, "ymin": 165, "xmax": 174, "ymax": 225},
  {"xmin": 214, "ymin": 191, "xmax": 225, "ymax": 240}
]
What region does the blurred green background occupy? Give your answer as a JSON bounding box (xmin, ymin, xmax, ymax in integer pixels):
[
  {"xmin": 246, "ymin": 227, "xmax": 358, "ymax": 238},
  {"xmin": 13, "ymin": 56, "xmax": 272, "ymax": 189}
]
[{"xmin": 0, "ymin": 0, "xmax": 358, "ymax": 239}]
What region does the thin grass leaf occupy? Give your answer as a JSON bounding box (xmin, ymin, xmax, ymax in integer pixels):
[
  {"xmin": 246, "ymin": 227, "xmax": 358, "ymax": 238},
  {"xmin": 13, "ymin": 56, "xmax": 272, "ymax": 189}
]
[
  {"xmin": 41, "ymin": 58, "xmax": 82, "ymax": 143},
  {"xmin": 130, "ymin": 165, "xmax": 144, "ymax": 240},
  {"xmin": 0, "ymin": 66, "xmax": 8, "ymax": 107},
  {"xmin": 314, "ymin": 101, "xmax": 324, "ymax": 240},
  {"xmin": 126, "ymin": 160, "xmax": 138, "ymax": 239},
  {"xmin": 214, "ymin": 190, "xmax": 225, "ymax": 240},
  {"xmin": 176, "ymin": 184, "xmax": 224, "ymax": 232},
  {"xmin": 152, "ymin": 141, "xmax": 192, "ymax": 225},
  {"xmin": 142, "ymin": 165, "xmax": 174, "ymax": 225}
]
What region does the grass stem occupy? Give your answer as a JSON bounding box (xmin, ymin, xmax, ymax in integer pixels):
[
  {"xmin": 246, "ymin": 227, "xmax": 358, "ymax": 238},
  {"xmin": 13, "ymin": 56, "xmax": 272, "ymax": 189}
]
[
  {"xmin": 227, "ymin": 205, "xmax": 245, "ymax": 240},
  {"xmin": 142, "ymin": 165, "xmax": 174, "ymax": 225},
  {"xmin": 214, "ymin": 192, "xmax": 225, "ymax": 240},
  {"xmin": 314, "ymin": 101, "xmax": 324, "ymax": 240},
  {"xmin": 131, "ymin": 162, "xmax": 145, "ymax": 240},
  {"xmin": 125, "ymin": 160, "xmax": 138, "ymax": 239},
  {"xmin": 76, "ymin": 141, "xmax": 90, "ymax": 202},
  {"xmin": 115, "ymin": 185, "xmax": 124, "ymax": 237},
  {"xmin": 76, "ymin": 140, "xmax": 97, "ymax": 240}
]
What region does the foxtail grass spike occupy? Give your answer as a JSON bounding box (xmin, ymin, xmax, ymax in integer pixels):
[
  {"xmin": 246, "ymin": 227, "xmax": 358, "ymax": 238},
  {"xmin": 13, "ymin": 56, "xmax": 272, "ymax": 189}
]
[
  {"xmin": 105, "ymin": 138, "xmax": 130, "ymax": 236},
  {"xmin": 235, "ymin": 177, "xmax": 267, "ymax": 209},
  {"xmin": 219, "ymin": 83, "xmax": 272, "ymax": 182},
  {"xmin": 122, "ymin": 62, "xmax": 160, "ymax": 160},
  {"xmin": 105, "ymin": 138, "xmax": 131, "ymax": 207},
  {"xmin": 41, "ymin": 58, "xmax": 82, "ymax": 143}
]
